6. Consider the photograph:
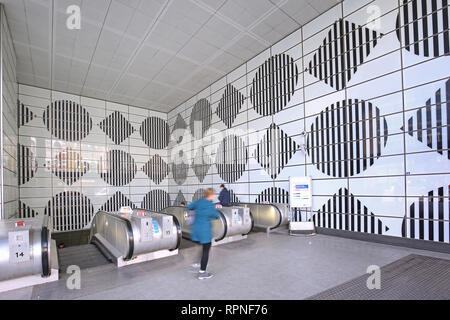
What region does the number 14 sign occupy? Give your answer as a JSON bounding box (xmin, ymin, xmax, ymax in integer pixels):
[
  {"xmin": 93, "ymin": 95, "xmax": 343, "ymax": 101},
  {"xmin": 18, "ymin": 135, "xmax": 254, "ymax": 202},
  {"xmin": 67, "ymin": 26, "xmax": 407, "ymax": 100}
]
[{"xmin": 8, "ymin": 230, "xmax": 30, "ymax": 263}]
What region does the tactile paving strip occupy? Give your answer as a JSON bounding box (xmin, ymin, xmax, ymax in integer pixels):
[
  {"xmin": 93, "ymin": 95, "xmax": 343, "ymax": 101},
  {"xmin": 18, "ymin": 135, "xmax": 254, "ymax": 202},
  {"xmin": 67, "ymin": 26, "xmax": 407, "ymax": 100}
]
[{"xmin": 308, "ymin": 254, "xmax": 450, "ymax": 300}]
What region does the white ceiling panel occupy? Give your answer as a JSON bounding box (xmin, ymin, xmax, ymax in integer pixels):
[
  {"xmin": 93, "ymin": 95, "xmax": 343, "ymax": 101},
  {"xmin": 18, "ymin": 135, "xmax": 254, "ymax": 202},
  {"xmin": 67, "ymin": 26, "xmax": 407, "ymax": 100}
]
[{"xmin": 2, "ymin": 0, "xmax": 341, "ymax": 112}]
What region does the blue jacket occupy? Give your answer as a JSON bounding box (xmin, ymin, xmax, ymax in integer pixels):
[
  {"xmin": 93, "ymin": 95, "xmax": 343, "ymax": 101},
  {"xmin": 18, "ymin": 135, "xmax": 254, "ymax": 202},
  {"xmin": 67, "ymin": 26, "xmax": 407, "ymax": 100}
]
[
  {"xmin": 187, "ymin": 198, "xmax": 220, "ymax": 244},
  {"xmin": 218, "ymin": 188, "xmax": 231, "ymax": 206}
]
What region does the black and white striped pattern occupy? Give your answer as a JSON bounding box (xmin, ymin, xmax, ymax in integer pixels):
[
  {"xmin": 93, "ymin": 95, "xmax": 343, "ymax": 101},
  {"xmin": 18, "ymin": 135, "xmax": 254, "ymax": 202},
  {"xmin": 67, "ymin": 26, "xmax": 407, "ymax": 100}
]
[
  {"xmin": 141, "ymin": 190, "xmax": 171, "ymax": 212},
  {"xmin": 192, "ymin": 147, "xmax": 211, "ymax": 183},
  {"xmin": 193, "ymin": 189, "xmax": 205, "ymax": 202},
  {"xmin": 229, "ymin": 189, "xmax": 240, "ymax": 203},
  {"xmin": 98, "ymin": 111, "xmax": 135, "ymax": 145},
  {"xmin": 100, "ymin": 191, "xmax": 136, "ymax": 212},
  {"xmin": 256, "ymin": 187, "xmax": 289, "ymax": 204},
  {"xmin": 250, "ymin": 54, "xmax": 299, "ymax": 116},
  {"xmin": 216, "ymin": 84, "xmax": 245, "ymax": 128},
  {"xmin": 402, "ymin": 186, "xmax": 449, "ymax": 243},
  {"xmin": 313, "ymin": 188, "xmax": 389, "ymax": 235},
  {"xmin": 189, "ymin": 99, "xmax": 212, "ymax": 139},
  {"xmin": 403, "ymin": 78, "xmax": 449, "ymax": 159},
  {"xmin": 18, "ymin": 144, "xmax": 38, "ymax": 185},
  {"xmin": 307, "ymin": 100, "xmax": 389, "ymax": 178},
  {"xmin": 50, "ymin": 148, "xmax": 90, "ymax": 185},
  {"xmin": 142, "ymin": 154, "xmax": 169, "ymax": 185},
  {"xmin": 19, "ymin": 201, "xmax": 38, "ymax": 219},
  {"xmin": 306, "ymin": 19, "xmax": 382, "ymax": 91},
  {"xmin": 172, "ymin": 161, "xmax": 189, "ymax": 185},
  {"xmin": 174, "ymin": 191, "xmax": 186, "ymax": 206},
  {"xmin": 140, "ymin": 117, "xmax": 170, "ymax": 149},
  {"xmin": 397, "ymin": 0, "xmax": 450, "ymax": 58},
  {"xmin": 216, "ymin": 135, "xmax": 248, "ymax": 183},
  {"xmin": 43, "ymin": 100, "xmax": 93, "ymax": 142},
  {"xmin": 172, "ymin": 114, "xmax": 187, "ymax": 144},
  {"xmin": 99, "ymin": 150, "xmax": 137, "ymax": 187},
  {"xmin": 18, "ymin": 101, "xmax": 34, "ymax": 127},
  {"xmin": 253, "ymin": 123, "xmax": 299, "ymax": 179},
  {"xmin": 45, "ymin": 191, "xmax": 94, "ymax": 232}
]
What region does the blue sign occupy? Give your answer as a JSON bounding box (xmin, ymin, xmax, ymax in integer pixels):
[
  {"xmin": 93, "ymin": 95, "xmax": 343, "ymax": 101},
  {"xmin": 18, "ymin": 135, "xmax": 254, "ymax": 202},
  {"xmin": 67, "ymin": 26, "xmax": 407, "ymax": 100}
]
[{"xmin": 152, "ymin": 220, "xmax": 159, "ymax": 233}]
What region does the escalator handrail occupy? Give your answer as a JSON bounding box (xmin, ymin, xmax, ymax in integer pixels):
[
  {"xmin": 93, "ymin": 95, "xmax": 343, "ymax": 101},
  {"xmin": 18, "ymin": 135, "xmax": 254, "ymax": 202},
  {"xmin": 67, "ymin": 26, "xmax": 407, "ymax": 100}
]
[
  {"xmin": 170, "ymin": 214, "xmax": 182, "ymax": 251},
  {"xmin": 231, "ymin": 202, "xmax": 283, "ymax": 230},
  {"xmin": 40, "ymin": 215, "xmax": 51, "ymax": 277},
  {"xmin": 92, "ymin": 211, "xmax": 135, "ymax": 261}
]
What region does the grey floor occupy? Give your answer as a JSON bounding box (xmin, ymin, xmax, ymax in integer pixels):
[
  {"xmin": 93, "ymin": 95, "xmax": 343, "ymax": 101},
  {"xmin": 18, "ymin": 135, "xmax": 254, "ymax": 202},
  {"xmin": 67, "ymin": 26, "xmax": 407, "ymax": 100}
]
[{"xmin": 1, "ymin": 231, "xmax": 449, "ymax": 300}]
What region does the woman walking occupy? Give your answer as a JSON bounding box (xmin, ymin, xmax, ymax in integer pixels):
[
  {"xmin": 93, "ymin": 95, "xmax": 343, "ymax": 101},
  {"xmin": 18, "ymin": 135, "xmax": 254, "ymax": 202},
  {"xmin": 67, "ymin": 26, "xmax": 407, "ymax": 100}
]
[{"xmin": 187, "ymin": 188, "xmax": 220, "ymax": 280}]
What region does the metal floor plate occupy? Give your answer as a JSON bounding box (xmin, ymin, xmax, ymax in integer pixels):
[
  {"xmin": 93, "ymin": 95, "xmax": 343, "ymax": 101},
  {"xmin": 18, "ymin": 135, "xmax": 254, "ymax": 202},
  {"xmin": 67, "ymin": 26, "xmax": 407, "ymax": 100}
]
[
  {"xmin": 308, "ymin": 254, "xmax": 450, "ymax": 300},
  {"xmin": 58, "ymin": 244, "xmax": 111, "ymax": 271}
]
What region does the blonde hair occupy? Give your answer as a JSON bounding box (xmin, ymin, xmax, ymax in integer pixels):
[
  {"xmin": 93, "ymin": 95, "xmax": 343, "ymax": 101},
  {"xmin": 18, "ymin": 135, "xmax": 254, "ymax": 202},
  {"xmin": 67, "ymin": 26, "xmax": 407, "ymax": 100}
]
[{"xmin": 204, "ymin": 188, "xmax": 215, "ymax": 198}]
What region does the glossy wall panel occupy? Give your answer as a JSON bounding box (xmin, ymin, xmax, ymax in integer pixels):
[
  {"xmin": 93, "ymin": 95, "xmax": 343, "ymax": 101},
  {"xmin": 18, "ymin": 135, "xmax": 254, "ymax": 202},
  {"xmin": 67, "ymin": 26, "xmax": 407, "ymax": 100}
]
[{"xmin": 167, "ymin": 0, "xmax": 450, "ymax": 244}]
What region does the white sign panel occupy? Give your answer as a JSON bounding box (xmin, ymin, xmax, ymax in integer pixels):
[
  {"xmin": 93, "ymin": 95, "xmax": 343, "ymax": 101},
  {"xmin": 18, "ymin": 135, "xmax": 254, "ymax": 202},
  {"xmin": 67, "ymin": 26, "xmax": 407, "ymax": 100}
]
[
  {"xmin": 9, "ymin": 230, "xmax": 30, "ymax": 263},
  {"xmin": 289, "ymin": 176, "xmax": 312, "ymax": 208}
]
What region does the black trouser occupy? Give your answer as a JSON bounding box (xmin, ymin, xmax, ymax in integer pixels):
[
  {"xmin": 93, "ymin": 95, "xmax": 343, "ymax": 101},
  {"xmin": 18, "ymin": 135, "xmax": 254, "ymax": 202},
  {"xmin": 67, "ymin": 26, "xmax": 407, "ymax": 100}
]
[{"xmin": 200, "ymin": 242, "xmax": 212, "ymax": 271}]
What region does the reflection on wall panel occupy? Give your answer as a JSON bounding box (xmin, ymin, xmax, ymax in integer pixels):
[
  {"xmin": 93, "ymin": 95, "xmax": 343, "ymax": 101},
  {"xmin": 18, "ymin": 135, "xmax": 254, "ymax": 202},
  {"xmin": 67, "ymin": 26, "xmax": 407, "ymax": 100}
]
[
  {"xmin": 43, "ymin": 100, "xmax": 93, "ymax": 142},
  {"xmin": 18, "ymin": 101, "xmax": 34, "ymax": 127},
  {"xmin": 140, "ymin": 116, "xmax": 170, "ymax": 149},
  {"xmin": 305, "ymin": 19, "xmax": 382, "ymax": 91},
  {"xmin": 100, "ymin": 191, "xmax": 136, "ymax": 212},
  {"xmin": 216, "ymin": 84, "xmax": 246, "ymax": 128},
  {"xmin": 253, "ymin": 123, "xmax": 299, "ymax": 179},
  {"xmin": 142, "ymin": 154, "xmax": 169, "ymax": 185},
  {"xmin": 402, "ymin": 186, "xmax": 449, "ymax": 243},
  {"xmin": 99, "ymin": 111, "xmax": 135, "ymax": 145},
  {"xmin": 216, "ymin": 135, "xmax": 248, "ymax": 183},
  {"xmin": 307, "ymin": 100, "xmax": 388, "ymax": 178},
  {"xmin": 312, "ymin": 188, "xmax": 389, "ymax": 235},
  {"xmin": 173, "ymin": 191, "xmax": 186, "ymax": 206},
  {"xmin": 397, "ymin": 0, "xmax": 450, "ymax": 58},
  {"xmin": 45, "ymin": 191, "xmax": 94, "ymax": 232},
  {"xmin": 18, "ymin": 144, "xmax": 38, "ymax": 185},
  {"xmin": 141, "ymin": 190, "xmax": 171, "ymax": 212},
  {"xmin": 189, "ymin": 99, "xmax": 212, "ymax": 139},
  {"xmin": 250, "ymin": 54, "xmax": 299, "ymax": 116},
  {"xmin": 19, "ymin": 201, "xmax": 38, "ymax": 219},
  {"xmin": 403, "ymin": 78, "xmax": 449, "ymax": 159},
  {"xmin": 192, "ymin": 147, "xmax": 211, "ymax": 183},
  {"xmin": 99, "ymin": 150, "xmax": 137, "ymax": 187},
  {"xmin": 47, "ymin": 148, "xmax": 90, "ymax": 185}
]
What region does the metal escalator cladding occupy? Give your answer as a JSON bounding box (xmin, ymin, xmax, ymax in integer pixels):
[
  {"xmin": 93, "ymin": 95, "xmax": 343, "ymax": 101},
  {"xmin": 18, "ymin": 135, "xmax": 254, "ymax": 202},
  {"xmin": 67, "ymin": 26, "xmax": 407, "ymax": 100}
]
[
  {"xmin": 231, "ymin": 202, "xmax": 289, "ymax": 230},
  {"xmin": 0, "ymin": 215, "xmax": 53, "ymax": 282}
]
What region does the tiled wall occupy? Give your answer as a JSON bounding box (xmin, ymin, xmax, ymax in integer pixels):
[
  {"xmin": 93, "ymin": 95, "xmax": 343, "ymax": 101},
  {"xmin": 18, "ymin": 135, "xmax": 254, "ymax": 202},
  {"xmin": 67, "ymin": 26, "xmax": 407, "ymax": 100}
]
[
  {"xmin": 1, "ymin": 5, "xmax": 18, "ymax": 219},
  {"xmin": 18, "ymin": 85, "xmax": 169, "ymax": 231},
  {"xmin": 167, "ymin": 0, "xmax": 450, "ymax": 244}
]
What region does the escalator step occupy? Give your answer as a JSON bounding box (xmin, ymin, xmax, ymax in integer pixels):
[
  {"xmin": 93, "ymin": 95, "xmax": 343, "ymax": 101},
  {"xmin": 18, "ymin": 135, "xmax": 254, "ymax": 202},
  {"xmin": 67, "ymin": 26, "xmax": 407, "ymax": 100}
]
[{"xmin": 58, "ymin": 244, "xmax": 111, "ymax": 271}]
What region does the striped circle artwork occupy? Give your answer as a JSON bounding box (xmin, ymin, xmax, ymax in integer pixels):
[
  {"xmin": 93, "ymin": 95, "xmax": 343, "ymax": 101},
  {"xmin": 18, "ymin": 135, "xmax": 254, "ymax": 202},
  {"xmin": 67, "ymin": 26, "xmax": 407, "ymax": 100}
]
[
  {"xmin": 402, "ymin": 78, "xmax": 449, "ymax": 159},
  {"xmin": 216, "ymin": 84, "xmax": 245, "ymax": 128},
  {"xmin": 256, "ymin": 187, "xmax": 289, "ymax": 204},
  {"xmin": 402, "ymin": 186, "xmax": 449, "ymax": 243},
  {"xmin": 253, "ymin": 123, "xmax": 299, "ymax": 179},
  {"xmin": 142, "ymin": 154, "xmax": 169, "ymax": 185},
  {"xmin": 305, "ymin": 19, "xmax": 382, "ymax": 91},
  {"xmin": 172, "ymin": 114, "xmax": 187, "ymax": 144},
  {"xmin": 174, "ymin": 191, "xmax": 186, "ymax": 206},
  {"xmin": 43, "ymin": 100, "xmax": 93, "ymax": 141},
  {"xmin": 140, "ymin": 117, "xmax": 170, "ymax": 149},
  {"xmin": 313, "ymin": 188, "xmax": 389, "ymax": 235},
  {"xmin": 189, "ymin": 99, "xmax": 212, "ymax": 139},
  {"xmin": 18, "ymin": 144, "xmax": 38, "ymax": 185},
  {"xmin": 100, "ymin": 191, "xmax": 136, "ymax": 213},
  {"xmin": 45, "ymin": 191, "xmax": 94, "ymax": 232},
  {"xmin": 99, "ymin": 150, "xmax": 137, "ymax": 186},
  {"xmin": 141, "ymin": 190, "xmax": 171, "ymax": 212},
  {"xmin": 19, "ymin": 201, "xmax": 39, "ymax": 219},
  {"xmin": 396, "ymin": 0, "xmax": 450, "ymax": 58},
  {"xmin": 192, "ymin": 147, "xmax": 211, "ymax": 183},
  {"xmin": 98, "ymin": 111, "xmax": 135, "ymax": 145},
  {"xmin": 307, "ymin": 99, "xmax": 388, "ymax": 178},
  {"xmin": 18, "ymin": 101, "xmax": 34, "ymax": 127},
  {"xmin": 172, "ymin": 161, "xmax": 189, "ymax": 185},
  {"xmin": 48, "ymin": 148, "xmax": 90, "ymax": 185},
  {"xmin": 229, "ymin": 189, "xmax": 240, "ymax": 203},
  {"xmin": 215, "ymin": 135, "xmax": 248, "ymax": 183},
  {"xmin": 192, "ymin": 189, "xmax": 205, "ymax": 202},
  {"xmin": 250, "ymin": 53, "xmax": 299, "ymax": 116}
]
